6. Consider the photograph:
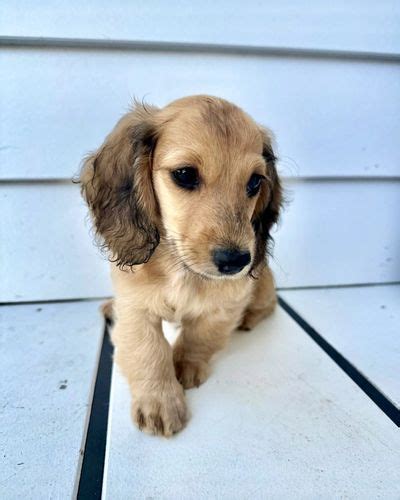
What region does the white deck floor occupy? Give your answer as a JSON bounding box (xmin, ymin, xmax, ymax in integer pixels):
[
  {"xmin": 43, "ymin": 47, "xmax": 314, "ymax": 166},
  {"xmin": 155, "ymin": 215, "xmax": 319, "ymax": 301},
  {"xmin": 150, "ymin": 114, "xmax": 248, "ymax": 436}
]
[
  {"xmin": 103, "ymin": 305, "xmax": 400, "ymax": 499},
  {"xmin": 1, "ymin": 288, "xmax": 399, "ymax": 499},
  {"xmin": 281, "ymin": 285, "xmax": 400, "ymax": 409},
  {"xmin": 0, "ymin": 301, "xmax": 103, "ymax": 499}
]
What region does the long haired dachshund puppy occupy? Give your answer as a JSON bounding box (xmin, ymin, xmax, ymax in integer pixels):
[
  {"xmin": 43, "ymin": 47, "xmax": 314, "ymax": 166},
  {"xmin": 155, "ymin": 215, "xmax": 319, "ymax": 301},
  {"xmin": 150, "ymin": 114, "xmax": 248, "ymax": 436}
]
[{"xmin": 80, "ymin": 95, "xmax": 282, "ymax": 436}]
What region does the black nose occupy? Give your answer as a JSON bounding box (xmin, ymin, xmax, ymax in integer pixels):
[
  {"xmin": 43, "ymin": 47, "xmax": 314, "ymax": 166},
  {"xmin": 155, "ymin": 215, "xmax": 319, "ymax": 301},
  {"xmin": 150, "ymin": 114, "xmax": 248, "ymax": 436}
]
[{"xmin": 212, "ymin": 248, "xmax": 251, "ymax": 275}]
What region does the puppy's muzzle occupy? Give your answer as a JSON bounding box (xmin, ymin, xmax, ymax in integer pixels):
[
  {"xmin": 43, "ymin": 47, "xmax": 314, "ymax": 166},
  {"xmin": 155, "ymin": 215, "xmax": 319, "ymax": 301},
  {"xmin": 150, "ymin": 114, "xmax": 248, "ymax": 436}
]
[{"xmin": 212, "ymin": 248, "xmax": 251, "ymax": 275}]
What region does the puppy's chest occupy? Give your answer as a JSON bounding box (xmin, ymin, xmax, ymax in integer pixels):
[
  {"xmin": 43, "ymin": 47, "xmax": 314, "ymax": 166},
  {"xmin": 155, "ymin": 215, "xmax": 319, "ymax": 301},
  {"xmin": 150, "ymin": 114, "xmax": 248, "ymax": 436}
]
[{"xmin": 160, "ymin": 271, "xmax": 251, "ymax": 322}]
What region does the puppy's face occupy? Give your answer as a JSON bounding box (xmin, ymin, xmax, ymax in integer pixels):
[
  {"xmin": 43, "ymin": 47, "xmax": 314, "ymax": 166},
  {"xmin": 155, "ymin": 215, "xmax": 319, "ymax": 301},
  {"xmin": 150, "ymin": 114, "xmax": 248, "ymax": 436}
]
[
  {"xmin": 80, "ymin": 96, "xmax": 281, "ymax": 276},
  {"xmin": 153, "ymin": 99, "xmax": 277, "ymax": 279}
]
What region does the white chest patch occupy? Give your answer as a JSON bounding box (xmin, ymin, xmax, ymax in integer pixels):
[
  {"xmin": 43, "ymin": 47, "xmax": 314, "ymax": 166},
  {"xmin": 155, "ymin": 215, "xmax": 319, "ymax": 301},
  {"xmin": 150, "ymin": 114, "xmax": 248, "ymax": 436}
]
[{"xmin": 160, "ymin": 270, "xmax": 251, "ymax": 323}]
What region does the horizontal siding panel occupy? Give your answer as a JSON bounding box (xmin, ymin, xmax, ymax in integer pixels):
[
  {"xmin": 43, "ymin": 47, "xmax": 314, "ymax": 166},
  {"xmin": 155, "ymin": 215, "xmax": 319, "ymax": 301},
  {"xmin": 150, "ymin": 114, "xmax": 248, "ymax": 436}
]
[
  {"xmin": 1, "ymin": 48, "xmax": 400, "ymax": 180},
  {"xmin": 272, "ymin": 180, "xmax": 400, "ymax": 288},
  {"xmin": 1, "ymin": 181, "xmax": 399, "ymax": 302},
  {"xmin": 0, "ymin": 183, "xmax": 112, "ymax": 302},
  {"xmin": 0, "ymin": 1, "xmax": 399, "ymax": 55}
]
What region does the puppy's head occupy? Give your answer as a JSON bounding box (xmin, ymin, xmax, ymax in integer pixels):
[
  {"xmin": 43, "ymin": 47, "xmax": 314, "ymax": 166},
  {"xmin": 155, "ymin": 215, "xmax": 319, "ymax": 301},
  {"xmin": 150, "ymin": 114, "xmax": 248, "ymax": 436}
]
[{"xmin": 80, "ymin": 96, "xmax": 282, "ymax": 277}]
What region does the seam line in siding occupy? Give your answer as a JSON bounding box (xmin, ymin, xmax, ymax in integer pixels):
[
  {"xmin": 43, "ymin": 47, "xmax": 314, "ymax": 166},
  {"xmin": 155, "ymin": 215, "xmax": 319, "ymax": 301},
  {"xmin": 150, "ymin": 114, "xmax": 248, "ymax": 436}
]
[
  {"xmin": 1, "ymin": 176, "xmax": 400, "ymax": 185},
  {"xmin": 1, "ymin": 35, "xmax": 400, "ymax": 62}
]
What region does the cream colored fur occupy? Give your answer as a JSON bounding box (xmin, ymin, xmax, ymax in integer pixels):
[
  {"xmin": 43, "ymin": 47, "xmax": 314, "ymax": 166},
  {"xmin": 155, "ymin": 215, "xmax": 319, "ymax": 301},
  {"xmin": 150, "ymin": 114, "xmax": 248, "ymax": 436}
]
[{"xmin": 80, "ymin": 95, "xmax": 281, "ymax": 436}]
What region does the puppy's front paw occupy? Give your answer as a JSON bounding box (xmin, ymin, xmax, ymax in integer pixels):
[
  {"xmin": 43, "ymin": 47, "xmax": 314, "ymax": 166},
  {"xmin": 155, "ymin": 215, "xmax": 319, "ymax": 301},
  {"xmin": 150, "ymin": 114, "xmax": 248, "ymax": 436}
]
[
  {"xmin": 174, "ymin": 358, "xmax": 209, "ymax": 389},
  {"xmin": 131, "ymin": 382, "xmax": 187, "ymax": 437}
]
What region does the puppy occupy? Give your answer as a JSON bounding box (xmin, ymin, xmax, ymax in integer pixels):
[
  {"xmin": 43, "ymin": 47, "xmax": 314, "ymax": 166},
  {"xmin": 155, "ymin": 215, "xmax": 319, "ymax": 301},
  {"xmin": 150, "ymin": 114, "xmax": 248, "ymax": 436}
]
[{"xmin": 80, "ymin": 95, "xmax": 282, "ymax": 436}]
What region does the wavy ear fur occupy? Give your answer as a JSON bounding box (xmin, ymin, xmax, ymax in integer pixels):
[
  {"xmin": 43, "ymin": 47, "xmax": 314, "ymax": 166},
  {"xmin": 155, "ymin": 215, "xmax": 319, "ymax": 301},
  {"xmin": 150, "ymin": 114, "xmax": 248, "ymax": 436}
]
[
  {"xmin": 252, "ymin": 130, "xmax": 283, "ymax": 269},
  {"xmin": 80, "ymin": 104, "xmax": 160, "ymax": 268}
]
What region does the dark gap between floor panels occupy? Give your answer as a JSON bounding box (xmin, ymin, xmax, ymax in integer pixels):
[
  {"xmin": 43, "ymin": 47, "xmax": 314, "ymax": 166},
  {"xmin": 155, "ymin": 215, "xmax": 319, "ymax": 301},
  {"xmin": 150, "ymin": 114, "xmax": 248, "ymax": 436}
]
[
  {"xmin": 278, "ymin": 296, "xmax": 399, "ymax": 427},
  {"xmin": 77, "ymin": 322, "xmax": 114, "ymax": 500}
]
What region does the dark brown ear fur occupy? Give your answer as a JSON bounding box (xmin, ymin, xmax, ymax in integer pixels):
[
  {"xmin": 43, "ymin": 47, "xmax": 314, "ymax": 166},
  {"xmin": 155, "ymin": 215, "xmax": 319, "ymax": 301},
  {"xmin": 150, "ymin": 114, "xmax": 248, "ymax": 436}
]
[
  {"xmin": 252, "ymin": 133, "xmax": 282, "ymax": 270},
  {"xmin": 80, "ymin": 104, "xmax": 160, "ymax": 268}
]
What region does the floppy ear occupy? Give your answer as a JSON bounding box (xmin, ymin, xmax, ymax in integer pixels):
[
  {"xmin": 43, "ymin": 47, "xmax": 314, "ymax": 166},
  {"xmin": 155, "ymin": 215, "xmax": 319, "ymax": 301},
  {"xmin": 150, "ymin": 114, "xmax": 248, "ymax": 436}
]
[
  {"xmin": 80, "ymin": 103, "xmax": 160, "ymax": 268},
  {"xmin": 252, "ymin": 130, "xmax": 283, "ymax": 269}
]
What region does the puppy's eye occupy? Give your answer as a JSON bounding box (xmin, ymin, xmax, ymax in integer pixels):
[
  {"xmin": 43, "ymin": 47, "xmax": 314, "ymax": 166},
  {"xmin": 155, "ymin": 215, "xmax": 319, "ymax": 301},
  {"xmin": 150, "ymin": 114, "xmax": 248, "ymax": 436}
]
[
  {"xmin": 246, "ymin": 173, "xmax": 264, "ymax": 197},
  {"xmin": 171, "ymin": 167, "xmax": 200, "ymax": 190}
]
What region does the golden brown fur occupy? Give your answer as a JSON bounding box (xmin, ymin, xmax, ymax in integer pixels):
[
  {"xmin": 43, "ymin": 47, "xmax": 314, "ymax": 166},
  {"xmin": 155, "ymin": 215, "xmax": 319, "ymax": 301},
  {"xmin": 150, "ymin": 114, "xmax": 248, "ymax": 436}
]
[{"xmin": 80, "ymin": 95, "xmax": 282, "ymax": 436}]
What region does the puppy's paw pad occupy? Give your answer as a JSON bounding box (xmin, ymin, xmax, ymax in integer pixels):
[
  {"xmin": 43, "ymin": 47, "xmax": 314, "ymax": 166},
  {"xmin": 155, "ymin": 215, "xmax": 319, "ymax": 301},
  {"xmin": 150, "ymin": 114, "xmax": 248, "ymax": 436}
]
[
  {"xmin": 174, "ymin": 359, "xmax": 209, "ymax": 389},
  {"xmin": 131, "ymin": 384, "xmax": 187, "ymax": 437}
]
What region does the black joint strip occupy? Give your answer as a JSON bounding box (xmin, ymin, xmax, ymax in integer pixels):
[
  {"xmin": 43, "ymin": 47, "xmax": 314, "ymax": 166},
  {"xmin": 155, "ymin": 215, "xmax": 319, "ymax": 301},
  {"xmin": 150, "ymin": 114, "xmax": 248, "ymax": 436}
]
[
  {"xmin": 278, "ymin": 296, "xmax": 400, "ymax": 427},
  {"xmin": 77, "ymin": 323, "xmax": 114, "ymax": 499}
]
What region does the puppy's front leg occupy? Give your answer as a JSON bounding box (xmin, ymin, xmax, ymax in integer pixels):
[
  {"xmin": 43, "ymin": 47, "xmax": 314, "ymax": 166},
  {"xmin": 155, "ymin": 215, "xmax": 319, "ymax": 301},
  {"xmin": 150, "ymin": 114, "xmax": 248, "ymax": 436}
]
[
  {"xmin": 173, "ymin": 312, "xmax": 242, "ymax": 389},
  {"xmin": 113, "ymin": 307, "xmax": 187, "ymax": 436}
]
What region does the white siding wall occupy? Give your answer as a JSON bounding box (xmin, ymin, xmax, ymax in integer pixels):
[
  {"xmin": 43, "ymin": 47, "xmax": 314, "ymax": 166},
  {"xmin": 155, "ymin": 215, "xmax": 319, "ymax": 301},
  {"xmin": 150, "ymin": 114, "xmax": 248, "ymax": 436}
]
[{"xmin": 1, "ymin": 2, "xmax": 399, "ymax": 302}]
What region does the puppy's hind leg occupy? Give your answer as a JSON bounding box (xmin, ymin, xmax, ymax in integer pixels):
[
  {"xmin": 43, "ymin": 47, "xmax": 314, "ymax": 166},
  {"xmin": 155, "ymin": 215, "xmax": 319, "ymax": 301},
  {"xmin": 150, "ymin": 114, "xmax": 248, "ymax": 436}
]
[
  {"xmin": 238, "ymin": 266, "xmax": 277, "ymax": 331},
  {"xmin": 100, "ymin": 298, "xmax": 114, "ymax": 324}
]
